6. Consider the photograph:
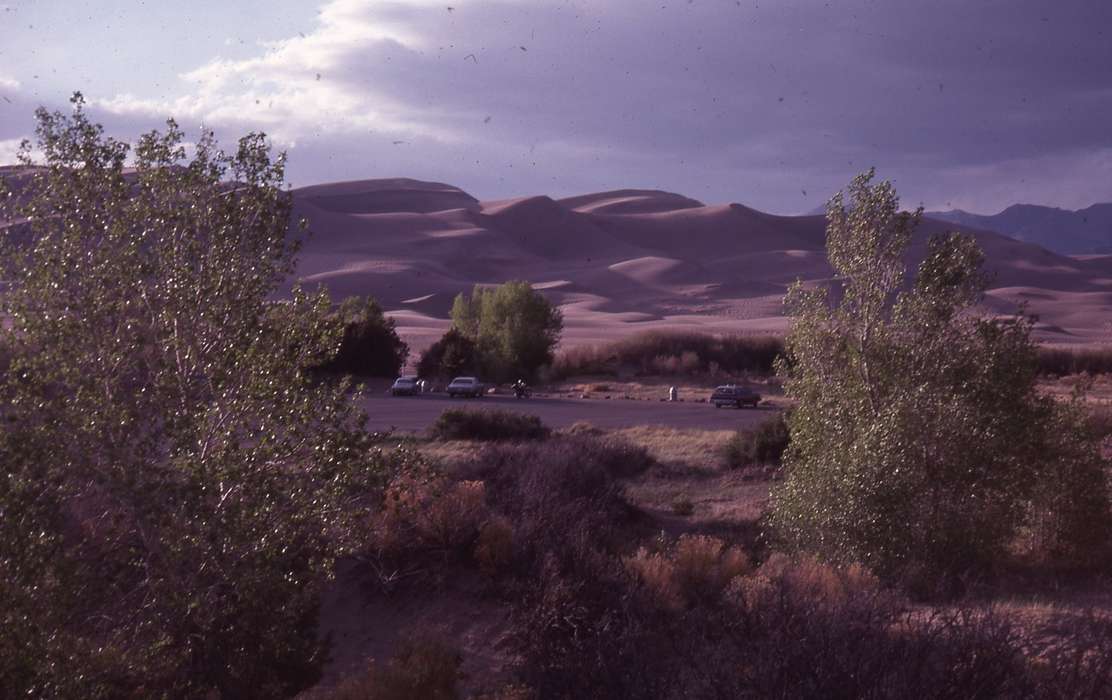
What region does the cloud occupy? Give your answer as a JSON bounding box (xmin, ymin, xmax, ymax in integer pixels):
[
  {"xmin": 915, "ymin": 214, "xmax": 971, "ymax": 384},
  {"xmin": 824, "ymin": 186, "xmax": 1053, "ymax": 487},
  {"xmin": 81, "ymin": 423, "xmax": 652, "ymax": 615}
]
[
  {"xmin": 0, "ymin": 138, "xmax": 29, "ymax": 164},
  {"xmin": 20, "ymin": 0, "xmax": 1112, "ymax": 211}
]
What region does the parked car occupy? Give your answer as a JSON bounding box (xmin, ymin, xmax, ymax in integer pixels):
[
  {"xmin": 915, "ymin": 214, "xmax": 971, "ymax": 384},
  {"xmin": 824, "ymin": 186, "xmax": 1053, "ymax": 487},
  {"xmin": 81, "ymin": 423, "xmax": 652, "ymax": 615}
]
[
  {"xmin": 711, "ymin": 384, "xmax": 761, "ymax": 408},
  {"xmin": 391, "ymin": 376, "xmax": 419, "ymax": 396},
  {"xmin": 447, "ymin": 376, "xmax": 486, "ymax": 398}
]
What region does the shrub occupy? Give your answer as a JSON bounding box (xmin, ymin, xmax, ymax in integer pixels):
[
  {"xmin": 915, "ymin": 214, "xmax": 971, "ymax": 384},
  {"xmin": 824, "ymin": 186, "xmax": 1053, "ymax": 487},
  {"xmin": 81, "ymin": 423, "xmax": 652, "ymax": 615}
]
[
  {"xmin": 430, "ymin": 408, "xmax": 550, "ymax": 442},
  {"xmin": 474, "ymin": 516, "xmax": 515, "ymax": 577},
  {"xmin": 551, "ymin": 331, "xmax": 784, "ymax": 379},
  {"xmin": 374, "ymin": 467, "xmax": 490, "ymax": 557},
  {"xmin": 625, "ymin": 535, "xmax": 750, "ymax": 609},
  {"xmin": 457, "ymin": 435, "xmax": 651, "ymax": 577},
  {"xmin": 670, "ymin": 497, "xmax": 694, "ymax": 516},
  {"xmin": 466, "ymin": 436, "xmax": 1112, "ymax": 699},
  {"xmin": 723, "ymin": 412, "xmax": 790, "ymax": 469}
]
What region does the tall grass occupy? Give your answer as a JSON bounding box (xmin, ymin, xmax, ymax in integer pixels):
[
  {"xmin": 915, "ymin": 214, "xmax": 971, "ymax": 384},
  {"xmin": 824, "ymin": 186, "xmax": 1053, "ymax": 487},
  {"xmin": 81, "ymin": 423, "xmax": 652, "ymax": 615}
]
[{"xmin": 551, "ymin": 331, "xmax": 784, "ymax": 379}]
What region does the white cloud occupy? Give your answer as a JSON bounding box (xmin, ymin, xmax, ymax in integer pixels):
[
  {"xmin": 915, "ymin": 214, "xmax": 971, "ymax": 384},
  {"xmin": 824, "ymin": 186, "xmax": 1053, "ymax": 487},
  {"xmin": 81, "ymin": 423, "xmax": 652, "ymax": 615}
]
[
  {"xmin": 0, "ymin": 137, "xmax": 33, "ymax": 165},
  {"xmin": 81, "ymin": 0, "xmax": 1112, "ymax": 211},
  {"xmin": 92, "ymin": 0, "xmax": 472, "ymax": 146}
]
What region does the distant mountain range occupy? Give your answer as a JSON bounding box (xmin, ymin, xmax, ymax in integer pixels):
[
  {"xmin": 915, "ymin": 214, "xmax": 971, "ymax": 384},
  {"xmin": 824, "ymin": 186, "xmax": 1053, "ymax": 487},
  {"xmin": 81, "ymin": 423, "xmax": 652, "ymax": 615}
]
[
  {"xmin": 807, "ymin": 201, "xmax": 1112, "ymax": 255},
  {"xmin": 927, "ymin": 204, "xmax": 1112, "ymax": 255}
]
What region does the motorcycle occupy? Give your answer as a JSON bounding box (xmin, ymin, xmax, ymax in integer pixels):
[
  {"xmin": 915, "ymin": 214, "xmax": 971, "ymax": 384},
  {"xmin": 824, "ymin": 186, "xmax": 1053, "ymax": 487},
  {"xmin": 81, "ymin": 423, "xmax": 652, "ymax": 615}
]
[{"xmin": 513, "ymin": 382, "xmax": 531, "ymax": 399}]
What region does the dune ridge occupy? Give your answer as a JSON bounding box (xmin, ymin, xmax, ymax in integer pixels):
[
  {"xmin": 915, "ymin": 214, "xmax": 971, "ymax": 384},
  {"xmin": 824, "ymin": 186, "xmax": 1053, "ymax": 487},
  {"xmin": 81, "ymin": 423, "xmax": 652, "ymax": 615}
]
[
  {"xmin": 3, "ymin": 168, "xmax": 1109, "ymax": 350},
  {"xmin": 286, "ymin": 178, "xmax": 1112, "ymax": 350}
]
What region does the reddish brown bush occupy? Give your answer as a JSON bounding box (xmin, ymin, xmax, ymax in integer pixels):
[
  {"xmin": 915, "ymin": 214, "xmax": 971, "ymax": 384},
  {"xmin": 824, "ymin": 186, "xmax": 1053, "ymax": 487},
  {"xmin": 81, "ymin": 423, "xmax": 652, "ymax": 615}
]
[
  {"xmin": 474, "ymin": 515, "xmax": 515, "ymax": 577},
  {"xmin": 625, "ymin": 535, "xmax": 750, "ymax": 609},
  {"xmin": 374, "ymin": 469, "xmax": 490, "ymax": 558}
]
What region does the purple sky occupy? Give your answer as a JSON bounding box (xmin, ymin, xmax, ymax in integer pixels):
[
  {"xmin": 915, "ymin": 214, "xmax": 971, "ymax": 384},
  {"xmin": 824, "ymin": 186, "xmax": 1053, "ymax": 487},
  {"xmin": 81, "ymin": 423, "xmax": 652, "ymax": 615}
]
[{"xmin": 1, "ymin": 0, "xmax": 1110, "ymax": 214}]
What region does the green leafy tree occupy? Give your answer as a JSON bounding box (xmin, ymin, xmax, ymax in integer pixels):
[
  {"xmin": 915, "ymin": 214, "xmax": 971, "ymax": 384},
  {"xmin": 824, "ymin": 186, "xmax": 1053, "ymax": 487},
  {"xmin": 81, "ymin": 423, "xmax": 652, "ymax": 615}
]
[
  {"xmin": 417, "ymin": 327, "xmax": 481, "ymax": 379},
  {"xmin": 450, "ymin": 281, "xmax": 563, "ymax": 381},
  {"xmin": 319, "ymin": 296, "xmax": 409, "ymax": 377},
  {"xmin": 770, "ymin": 170, "xmax": 1110, "ymax": 578},
  {"xmin": 0, "ymin": 95, "xmax": 399, "ymax": 697}
]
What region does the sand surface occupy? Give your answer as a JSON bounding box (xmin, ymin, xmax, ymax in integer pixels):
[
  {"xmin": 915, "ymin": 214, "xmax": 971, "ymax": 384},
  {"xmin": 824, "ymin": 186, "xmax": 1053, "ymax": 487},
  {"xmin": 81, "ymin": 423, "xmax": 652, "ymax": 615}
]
[
  {"xmin": 287, "ymin": 178, "xmax": 1112, "ymax": 349},
  {"xmin": 4, "ymin": 167, "xmax": 1110, "ymax": 348}
]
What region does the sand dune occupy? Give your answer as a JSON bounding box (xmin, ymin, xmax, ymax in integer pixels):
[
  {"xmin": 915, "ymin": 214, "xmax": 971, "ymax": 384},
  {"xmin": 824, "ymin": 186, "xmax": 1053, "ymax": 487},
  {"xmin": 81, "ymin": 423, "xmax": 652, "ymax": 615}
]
[
  {"xmin": 295, "ymin": 178, "xmax": 479, "ymax": 215},
  {"xmin": 558, "ymin": 189, "xmax": 705, "ymax": 215},
  {"xmin": 3, "ymin": 166, "xmax": 1110, "ymax": 348},
  {"xmin": 278, "ymin": 178, "xmax": 1112, "ymax": 347}
]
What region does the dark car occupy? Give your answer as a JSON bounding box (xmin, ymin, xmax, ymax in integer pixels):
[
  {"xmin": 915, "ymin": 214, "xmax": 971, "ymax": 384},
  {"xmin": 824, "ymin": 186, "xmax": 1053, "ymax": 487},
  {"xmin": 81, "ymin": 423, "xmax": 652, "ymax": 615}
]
[
  {"xmin": 390, "ymin": 376, "xmax": 419, "ymax": 396},
  {"xmin": 711, "ymin": 384, "xmax": 761, "ymax": 408}
]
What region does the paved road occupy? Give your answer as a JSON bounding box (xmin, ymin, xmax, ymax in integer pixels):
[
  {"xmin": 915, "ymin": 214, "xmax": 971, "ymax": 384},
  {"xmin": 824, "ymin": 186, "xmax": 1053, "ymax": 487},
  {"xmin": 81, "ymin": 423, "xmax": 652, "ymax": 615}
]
[{"xmin": 360, "ymin": 392, "xmax": 776, "ymax": 433}]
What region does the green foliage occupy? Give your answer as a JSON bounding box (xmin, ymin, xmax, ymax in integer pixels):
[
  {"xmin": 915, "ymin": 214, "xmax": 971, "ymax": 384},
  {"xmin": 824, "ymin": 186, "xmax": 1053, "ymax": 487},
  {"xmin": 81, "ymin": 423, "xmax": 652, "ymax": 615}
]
[
  {"xmin": 769, "ymin": 169, "xmax": 1111, "ymax": 578},
  {"xmin": 417, "ymin": 327, "xmax": 481, "ymax": 379},
  {"xmin": 552, "ymin": 331, "xmax": 784, "ymax": 379},
  {"xmin": 449, "ymin": 281, "xmax": 563, "ymax": 382},
  {"xmin": 0, "ymin": 95, "xmax": 395, "ymax": 697},
  {"xmin": 723, "ymin": 412, "xmax": 790, "ymax": 469},
  {"xmin": 430, "ymin": 408, "xmax": 550, "ymax": 441},
  {"xmin": 318, "ymin": 296, "xmax": 409, "ymax": 377}
]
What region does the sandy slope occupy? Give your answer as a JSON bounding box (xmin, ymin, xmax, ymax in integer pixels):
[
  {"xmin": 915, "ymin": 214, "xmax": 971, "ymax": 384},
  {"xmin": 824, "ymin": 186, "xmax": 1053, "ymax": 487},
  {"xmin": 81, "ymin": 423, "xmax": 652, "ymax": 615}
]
[
  {"xmin": 286, "ymin": 178, "xmax": 1112, "ymax": 348},
  {"xmin": 2, "ymin": 166, "xmax": 1109, "ymax": 347}
]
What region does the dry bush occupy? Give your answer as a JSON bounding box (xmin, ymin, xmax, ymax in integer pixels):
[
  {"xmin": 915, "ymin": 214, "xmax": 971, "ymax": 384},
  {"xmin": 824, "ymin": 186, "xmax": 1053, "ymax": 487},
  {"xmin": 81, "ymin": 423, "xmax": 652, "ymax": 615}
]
[
  {"xmin": 474, "ymin": 515, "xmax": 515, "ymax": 577},
  {"xmin": 359, "ymin": 431, "xmax": 1110, "ymax": 698},
  {"xmin": 1026, "ymin": 612, "xmax": 1112, "ymax": 699},
  {"xmin": 723, "ymin": 411, "xmax": 790, "ymax": 469},
  {"xmin": 624, "ymin": 548, "xmax": 680, "ymax": 609},
  {"xmin": 722, "ymin": 557, "xmax": 1035, "ymax": 699},
  {"xmin": 626, "ymin": 535, "xmax": 751, "ymax": 609},
  {"xmin": 561, "ymin": 420, "xmax": 604, "ymax": 437},
  {"xmin": 631, "ymin": 531, "xmax": 751, "ymax": 609},
  {"xmin": 673, "ymin": 535, "xmax": 751, "ymax": 597},
  {"xmin": 374, "ymin": 470, "xmax": 490, "ymax": 557},
  {"xmin": 670, "ymin": 497, "xmax": 695, "ymax": 516},
  {"xmin": 320, "ymin": 638, "xmax": 462, "ymax": 700},
  {"xmin": 457, "ymin": 436, "xmax": 649, "ymax": 577},
  {"xmin": 430, "ymin": 408, "xmax": 550, "ymax": 442},
  {"xmin": 418, "ymin": 480, "xmax": 488, "ymax": 551},
  {"xmin": 1086, "ymin": 404, "xmax": 1112, "ymax": 441}
]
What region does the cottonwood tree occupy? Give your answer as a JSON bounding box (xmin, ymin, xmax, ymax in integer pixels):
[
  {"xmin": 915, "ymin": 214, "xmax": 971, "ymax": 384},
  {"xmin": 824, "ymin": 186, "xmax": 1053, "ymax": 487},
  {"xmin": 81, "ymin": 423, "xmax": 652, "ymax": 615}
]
[
  {"xmin": 450, "ymin": 281, "xmax": 563, "ymax": 381},
  {"xmin": 0, "ymin": 95, "xmax": 399, "ymax": 697},
  {"xmin": 770, "ymin": 170, "xmax": 1110, "ymax": 580}
]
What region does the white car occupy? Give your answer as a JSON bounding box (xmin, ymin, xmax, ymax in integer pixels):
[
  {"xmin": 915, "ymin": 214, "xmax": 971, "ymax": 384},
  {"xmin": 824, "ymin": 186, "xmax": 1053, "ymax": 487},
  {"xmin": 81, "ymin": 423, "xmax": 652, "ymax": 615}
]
[
  {"xmin": 390, "ymin": 376, "xmax": 419, "ymax": 396},
  {"xmin": 447, "ymin": 376, "xmax": 485, "ymax": 398}
]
